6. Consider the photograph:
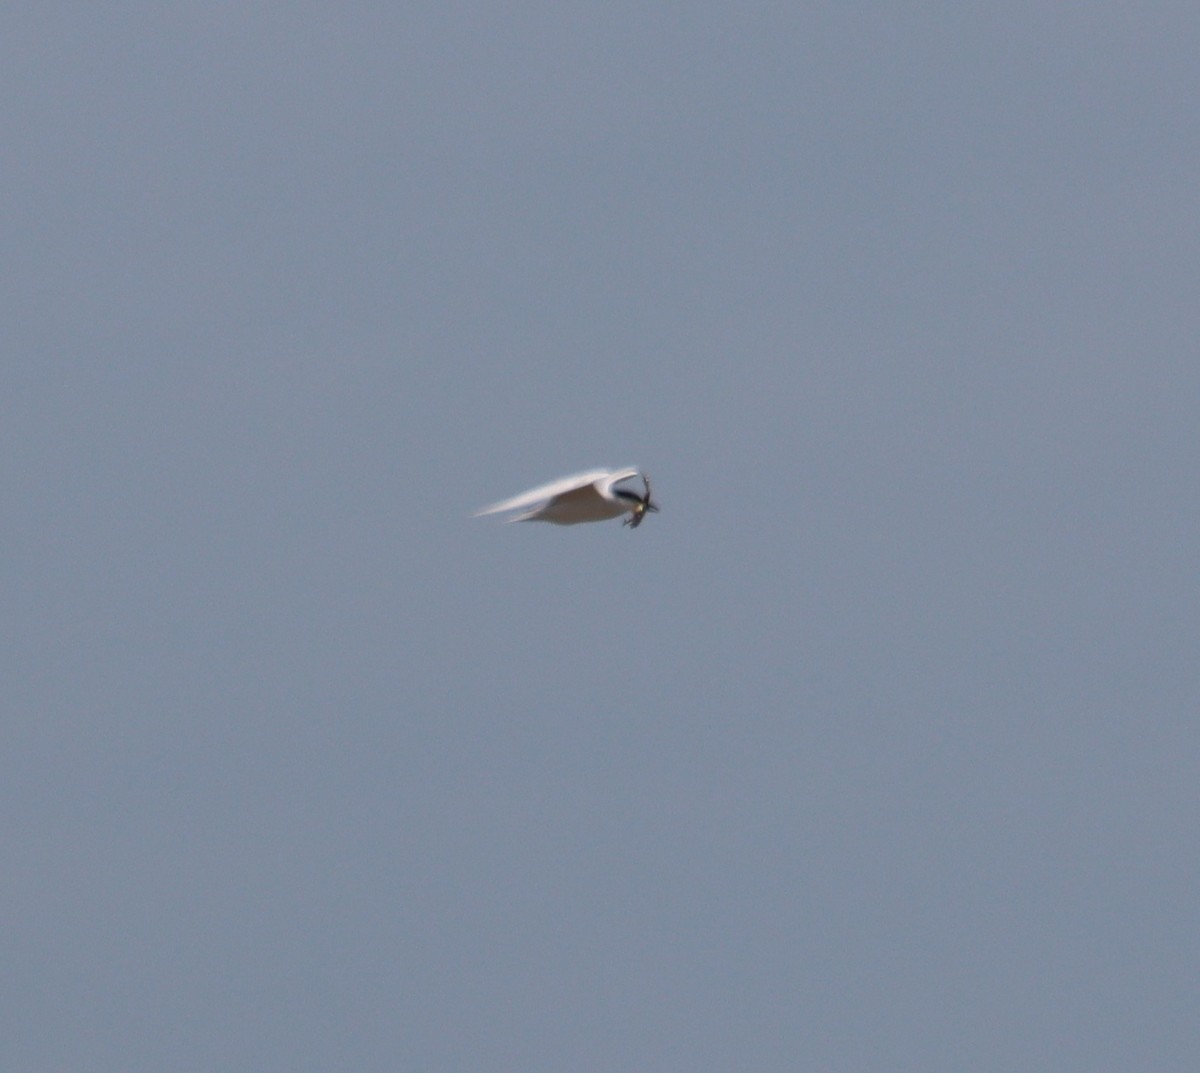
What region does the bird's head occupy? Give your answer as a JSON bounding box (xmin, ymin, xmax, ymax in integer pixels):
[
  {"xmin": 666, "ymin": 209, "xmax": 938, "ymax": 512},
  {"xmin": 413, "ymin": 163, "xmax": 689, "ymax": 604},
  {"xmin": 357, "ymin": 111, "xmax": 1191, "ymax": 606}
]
[{"xmin": 623, "ymin": 473, "xmax": 659, "ymax": 529}]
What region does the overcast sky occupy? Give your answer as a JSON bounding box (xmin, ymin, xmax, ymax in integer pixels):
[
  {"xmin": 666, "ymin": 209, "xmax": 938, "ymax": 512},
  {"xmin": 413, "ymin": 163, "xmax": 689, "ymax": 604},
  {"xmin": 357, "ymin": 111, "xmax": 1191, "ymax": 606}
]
[{"xmin": 5, "ymin": 5, "xmax": 1198, "ymax": 1071}]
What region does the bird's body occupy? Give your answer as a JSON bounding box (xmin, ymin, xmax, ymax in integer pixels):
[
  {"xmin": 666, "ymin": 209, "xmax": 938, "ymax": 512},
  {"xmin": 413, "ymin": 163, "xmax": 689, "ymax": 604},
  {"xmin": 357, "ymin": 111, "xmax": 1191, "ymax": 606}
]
[{"xmin": 475, "ymin": 468, "xmax": 658, "ymax": 527}]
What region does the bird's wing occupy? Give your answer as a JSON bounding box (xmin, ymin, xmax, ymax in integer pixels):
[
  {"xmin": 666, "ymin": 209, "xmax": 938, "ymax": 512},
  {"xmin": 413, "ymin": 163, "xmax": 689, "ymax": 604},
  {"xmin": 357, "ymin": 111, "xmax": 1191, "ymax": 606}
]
[
  {"xmin": 596, "ymin": 467, "xmax": 640, "ymax": 496},
  {"xmin": 474, "ymin": 469, "xmax": 617, "ymax": 516}
]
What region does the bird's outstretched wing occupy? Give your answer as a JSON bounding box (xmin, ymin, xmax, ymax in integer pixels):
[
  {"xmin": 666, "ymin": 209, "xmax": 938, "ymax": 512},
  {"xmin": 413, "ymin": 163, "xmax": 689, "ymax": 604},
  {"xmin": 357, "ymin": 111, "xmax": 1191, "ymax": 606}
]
[
  {"xmin": 595, "ymin": 468, "xmax": 640, "ymax": 497},
  {"xmin": 474, "ymin": 469, "xmax": 616, "ymax": 517}
]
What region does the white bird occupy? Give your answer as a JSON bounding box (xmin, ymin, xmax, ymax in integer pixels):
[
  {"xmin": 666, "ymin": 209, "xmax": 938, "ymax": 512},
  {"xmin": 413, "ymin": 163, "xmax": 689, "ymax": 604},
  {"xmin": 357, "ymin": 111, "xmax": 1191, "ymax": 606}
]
[{"xmin": 475, "ymin": 468, "xmax": 659, "ymax": 527}]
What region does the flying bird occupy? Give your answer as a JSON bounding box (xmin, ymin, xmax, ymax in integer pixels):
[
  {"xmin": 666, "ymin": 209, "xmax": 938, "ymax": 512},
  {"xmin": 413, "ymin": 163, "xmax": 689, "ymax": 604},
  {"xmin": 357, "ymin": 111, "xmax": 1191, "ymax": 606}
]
[{"xmin": 475, "ymin": 468, "xmax": 659, "ymax": 527}]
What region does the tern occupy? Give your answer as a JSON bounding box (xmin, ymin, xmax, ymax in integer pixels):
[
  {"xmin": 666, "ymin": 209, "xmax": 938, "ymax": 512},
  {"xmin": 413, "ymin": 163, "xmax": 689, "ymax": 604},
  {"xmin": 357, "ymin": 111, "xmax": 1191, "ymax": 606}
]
[{"xmin": 475, "ymin": 468, "xmax": 659, "ymax": 528}]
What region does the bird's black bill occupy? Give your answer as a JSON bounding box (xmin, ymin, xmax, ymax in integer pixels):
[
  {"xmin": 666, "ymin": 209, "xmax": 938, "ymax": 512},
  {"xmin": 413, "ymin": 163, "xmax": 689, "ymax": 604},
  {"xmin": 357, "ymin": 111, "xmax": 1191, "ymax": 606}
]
[{"xmin": 623, "ymin": 473, "xmax": 658, "ymax": 528}]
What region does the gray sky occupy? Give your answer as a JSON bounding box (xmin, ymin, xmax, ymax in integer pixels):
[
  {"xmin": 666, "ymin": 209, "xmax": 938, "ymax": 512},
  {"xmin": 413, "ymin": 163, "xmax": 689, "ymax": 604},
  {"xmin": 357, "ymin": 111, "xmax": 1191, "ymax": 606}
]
[{"xmin": 5, "ymin": 4, "xmax": 1198, "ymax": 1071}]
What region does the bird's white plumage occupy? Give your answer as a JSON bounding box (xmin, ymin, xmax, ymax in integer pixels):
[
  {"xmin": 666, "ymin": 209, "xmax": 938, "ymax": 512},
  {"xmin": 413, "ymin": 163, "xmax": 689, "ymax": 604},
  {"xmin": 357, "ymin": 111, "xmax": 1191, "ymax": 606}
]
[
  {"xmin": 475, "ymin": 469, "xmax": 633, "ymax": 516},
  {"xmin": 475, "ymin": 467, "xmax": 649, "ymax": 525}
]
